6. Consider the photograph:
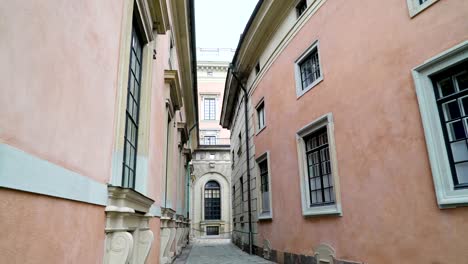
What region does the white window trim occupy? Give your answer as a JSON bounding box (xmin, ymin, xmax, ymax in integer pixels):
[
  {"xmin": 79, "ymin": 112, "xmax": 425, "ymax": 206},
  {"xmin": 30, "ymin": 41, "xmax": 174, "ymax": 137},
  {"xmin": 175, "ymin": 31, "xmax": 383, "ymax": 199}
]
[
  {"xmin": 294, "ymin": 40, "xmax": 323, "ymax": 98},
  {"xmin": 296, "ymin": 113, "xmax": 342, "ymax": 216},
  {"xmin": 412, "ymin": 40, "xmax": 468, "ymax": 208},
  {"xmin": 406, "ymin": 0, "xmax": 439, "ymax": 18},
  {"xmin": 201, "ymin": 94, "xmax": 219, "ymax": 121},
  {"xmin": 255, "ymin": 97, "xmax": 267, "ymax": 135},
  {"xmin": 256, "ymin": 151, "xmax": 273, "ymax": 220}
]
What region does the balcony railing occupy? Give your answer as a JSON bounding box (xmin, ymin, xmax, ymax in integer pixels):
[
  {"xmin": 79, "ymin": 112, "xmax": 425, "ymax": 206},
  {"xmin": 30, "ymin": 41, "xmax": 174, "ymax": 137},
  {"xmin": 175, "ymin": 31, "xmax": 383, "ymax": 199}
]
[{"xmin": 199, "ymin": 137, "xmax": 230, "ymax": 147}]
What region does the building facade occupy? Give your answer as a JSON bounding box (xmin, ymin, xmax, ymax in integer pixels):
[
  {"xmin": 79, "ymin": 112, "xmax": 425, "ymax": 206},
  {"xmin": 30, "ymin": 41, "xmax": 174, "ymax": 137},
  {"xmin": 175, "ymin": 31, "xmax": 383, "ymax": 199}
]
[
  {"xmin": 190, "ymin": 49, "xmax": 233, "ymax": 238},
  {"xmin": 221, "ymin": 0, "xmax": 468, "ymax": 263},
  {"xmin": 0, "ymin": 1, "xmax": 197, "ymax": 263}
]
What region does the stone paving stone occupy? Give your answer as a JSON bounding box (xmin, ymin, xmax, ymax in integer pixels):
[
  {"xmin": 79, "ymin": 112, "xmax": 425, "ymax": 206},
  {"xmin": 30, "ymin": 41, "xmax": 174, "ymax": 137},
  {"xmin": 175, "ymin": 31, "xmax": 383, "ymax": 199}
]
[{"xmin": 184, "ymin": 238, "xmax": 275, "ymax": 264}]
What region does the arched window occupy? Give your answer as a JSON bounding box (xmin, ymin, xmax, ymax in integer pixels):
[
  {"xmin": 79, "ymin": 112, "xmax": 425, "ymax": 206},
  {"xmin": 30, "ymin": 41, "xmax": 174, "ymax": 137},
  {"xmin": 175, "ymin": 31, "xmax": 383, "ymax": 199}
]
[{"xmin": 204, "ymin": 181, "xmax": 221, "ymax": 220}]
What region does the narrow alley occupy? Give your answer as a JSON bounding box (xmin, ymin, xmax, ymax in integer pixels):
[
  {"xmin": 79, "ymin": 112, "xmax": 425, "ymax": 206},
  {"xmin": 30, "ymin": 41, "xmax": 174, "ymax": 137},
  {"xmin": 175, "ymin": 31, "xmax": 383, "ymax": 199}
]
[
  {"xmin": 175, "ymin": 239, "xmax": 274, "ymax": 264},
  {"xmin": 1, "ymin": 0, "xmax": 467, "ymax": 264}
]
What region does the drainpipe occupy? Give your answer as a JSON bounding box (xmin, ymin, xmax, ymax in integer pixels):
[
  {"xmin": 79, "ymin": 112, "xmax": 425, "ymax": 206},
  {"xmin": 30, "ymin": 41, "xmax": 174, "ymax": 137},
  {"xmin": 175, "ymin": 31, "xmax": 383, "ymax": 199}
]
[{"xmin": 230, "ymin": 68, "xmax": 253, "ymax": 255}]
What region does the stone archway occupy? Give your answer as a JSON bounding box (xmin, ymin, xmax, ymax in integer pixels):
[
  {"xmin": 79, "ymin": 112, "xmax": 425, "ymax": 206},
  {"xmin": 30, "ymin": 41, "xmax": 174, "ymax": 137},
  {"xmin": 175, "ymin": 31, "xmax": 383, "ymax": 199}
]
[{"xmin": 191, "ymin": 171, "xmax": 231, "ymax": 238}]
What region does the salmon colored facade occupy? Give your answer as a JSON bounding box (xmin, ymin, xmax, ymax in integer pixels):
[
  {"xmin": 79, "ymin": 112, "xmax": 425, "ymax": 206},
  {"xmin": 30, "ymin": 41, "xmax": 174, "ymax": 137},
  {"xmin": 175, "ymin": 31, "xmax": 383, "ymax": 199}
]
[
  {"xmin": 221, "ymin": 0, "xmax": 468, "ymax": 263},
  {"xmin": 0, "ymin": 0, "xmax": 197, "ymax": 263}
]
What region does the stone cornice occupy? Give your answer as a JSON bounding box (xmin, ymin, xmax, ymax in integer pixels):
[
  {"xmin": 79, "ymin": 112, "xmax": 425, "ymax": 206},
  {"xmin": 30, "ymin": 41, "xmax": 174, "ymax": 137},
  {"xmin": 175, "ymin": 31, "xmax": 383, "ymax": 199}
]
[
  {"xmin": 164, "ymin": 70, "xmax": 183, "ymax": 111},
  {"xmin": 147, "ymin": 0, "xmax": 170, "ymax": 34},
  {"xmin": 220, "ymin": 0, "xmax": 295, "ymax": 128},
  {"xmin": 107, "ymin": 185, "xmax": 155, "ymax": 214},
  {"xmin": 171, "ymin": 0, "xmax": 197, "ymax": 134}
]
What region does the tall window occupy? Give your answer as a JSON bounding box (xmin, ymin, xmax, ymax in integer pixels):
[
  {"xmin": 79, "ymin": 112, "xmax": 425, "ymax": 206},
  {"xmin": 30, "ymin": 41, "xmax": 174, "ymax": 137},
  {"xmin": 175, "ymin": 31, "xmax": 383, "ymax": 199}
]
[
  {"xmin": 257, "ymin": 101, "xmax": 265, "ymax": 130},
  {"xmin": 299, "ymin": 48, "xmax": 321, "ymax": 91},
  {"xmin": 305, "ymin": 127, "xmax": 334, "ymax": 206},
  {"xmin": 295, "ymin": 41, "xmax": 322, "ymax": 98},
  {"xmin": 205, "ymin": 181, "xmax": 221, "ymax": 220},
  {"xmin": 259, "ymin": 159, "xmax": 270, "ymax": 213},
  {"xmin": 204, "ymin": 98, "xmax": 216, "ymax": 120},
  {"xmin": 122, "ymin": 23, "xmax": 143, "ymax": 188},
  {"xmin": 431, "ymin": 61, "xmax": 468, "ymax": 188}
]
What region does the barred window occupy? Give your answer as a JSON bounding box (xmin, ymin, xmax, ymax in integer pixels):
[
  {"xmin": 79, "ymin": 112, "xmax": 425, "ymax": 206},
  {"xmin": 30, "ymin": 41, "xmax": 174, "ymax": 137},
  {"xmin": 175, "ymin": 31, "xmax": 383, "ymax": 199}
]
[
  {"xmin": 259, "ymin": 159, "xmax": 270, "ymax": 213},
  {"xmin": 299, "ymin": 48, "xmax": 321, "ymax": 90},
  {"xmin": 205, "ymin": 181, "xmax": 221, "ymax": 220},
  {"xmin": 204, "ymin": 98, "xmax": 216, "ymax": 120},
  {"xmin": 206, "ymin": 226, "xmax": 219, "ymax": 236},
  {"xmin": 122, "ymin": 24, "xmax": 143, "ymax": 189},
  {"xmin": 257, "ymin": 101, "xmax": 265, "ymax": 130},
  {"xmin": 304, "ymin": 127, "xmax": 334, "ymax": 206},
  {"xmin": 431, "ymin": 61, "xmax": 468, "ymax": 188}
]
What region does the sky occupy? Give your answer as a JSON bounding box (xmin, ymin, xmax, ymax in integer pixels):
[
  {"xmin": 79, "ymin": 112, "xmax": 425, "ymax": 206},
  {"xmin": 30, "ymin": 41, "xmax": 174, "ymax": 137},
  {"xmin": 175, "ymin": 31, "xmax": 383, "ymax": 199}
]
[{"xmin": 195, "ymin": 0, "xmax": 258, "ymax": 49}]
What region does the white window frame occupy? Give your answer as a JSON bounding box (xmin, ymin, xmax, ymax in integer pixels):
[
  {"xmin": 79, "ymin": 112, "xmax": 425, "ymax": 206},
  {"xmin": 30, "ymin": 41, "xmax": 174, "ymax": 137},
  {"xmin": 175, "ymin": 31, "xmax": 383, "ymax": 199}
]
[
  {"xmin": 201, "ymin": 94, "xmax": 218, "ymax": 121},
  {"xmin": 295, "ymin": 40, "xmax": 323, "ymax": 98},
  {"xmin": 256, "ymin": 151, "xmax": 273, "ymax": 220},
  {"xmin": 255, "ymin": 98, "xmax": 266, "ymax": 134},
  {"xmin": 296, "ymin": 113, "xmax": 342, "ymax": 216},
  {"xmin": 406, "ymin": 0, "xmax": 439, "ymax": 18},
  {"xmin": 412, "ymin": 40, "xmax": 468, "ymax": 208}
]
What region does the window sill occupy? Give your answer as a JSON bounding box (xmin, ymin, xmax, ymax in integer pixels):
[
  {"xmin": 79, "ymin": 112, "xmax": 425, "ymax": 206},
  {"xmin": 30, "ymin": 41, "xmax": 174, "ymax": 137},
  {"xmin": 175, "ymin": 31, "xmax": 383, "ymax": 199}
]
[
  {"xmin": 407, "ymin": 0, "xmax": 439, "ymax": 18},
  {"xmin": 302, "ymin": 203, "xmax": 342, "ymax": 217},
  {"xmin": 296, "ymin": 76, "xmax": 323, "ymax": 99},
  {"xmin": 258, "ymin": 212, "xmax": 273, "ymax": 221},
  {"xmin": 256, "ymin": 125, "xmax": 267, "ymax": 136}
]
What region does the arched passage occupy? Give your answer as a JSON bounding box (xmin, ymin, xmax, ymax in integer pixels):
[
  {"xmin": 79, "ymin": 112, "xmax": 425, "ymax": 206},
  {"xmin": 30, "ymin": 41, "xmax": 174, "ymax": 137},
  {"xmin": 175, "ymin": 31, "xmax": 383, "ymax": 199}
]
[{"xmin": 191, "ymin": 172, "xmax": 231, "ymax": 238}]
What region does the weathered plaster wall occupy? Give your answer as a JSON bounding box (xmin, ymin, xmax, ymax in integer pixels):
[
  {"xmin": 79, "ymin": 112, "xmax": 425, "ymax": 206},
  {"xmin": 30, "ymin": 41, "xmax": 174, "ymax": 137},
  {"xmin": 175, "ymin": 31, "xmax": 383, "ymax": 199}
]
[
  {"xmin": 0, "ymin": 189, "xmax": 105, "ymax": 263},
  {"xmin": 0, "ymin": 0, "xmax": 124, "ymax": 183},
  {"xmin": 251, "ymin": 0, "xmax": 468, "ymax": 263}
]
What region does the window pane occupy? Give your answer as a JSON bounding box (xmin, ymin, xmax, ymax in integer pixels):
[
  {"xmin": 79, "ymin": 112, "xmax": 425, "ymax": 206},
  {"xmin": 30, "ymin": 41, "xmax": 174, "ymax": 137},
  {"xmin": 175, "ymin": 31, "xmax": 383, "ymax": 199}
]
[
  {"xmin": 438, "ymin": 77, "xmax": 456, "ymax": 98},
  {"xmin": 455, "ymin": 162, "xmax": 468, "ymax": 184},
  {"xmin": 447, "ymin": 120, "xmax": 466, "ymax": 141},
  {"xmin": 460, "ymin": 96, "xmax": 468, "ymax": 116},
  {"xmin": 456, "ymin": 72, "xmax": 468, "ymax": 91},
  {"xmin": 442, "ymin": 100, "xmax": 461, "ymax": 121},
  {"xmin": 451, "ymin": 140, "xmax": 468, "ymax": 162}
]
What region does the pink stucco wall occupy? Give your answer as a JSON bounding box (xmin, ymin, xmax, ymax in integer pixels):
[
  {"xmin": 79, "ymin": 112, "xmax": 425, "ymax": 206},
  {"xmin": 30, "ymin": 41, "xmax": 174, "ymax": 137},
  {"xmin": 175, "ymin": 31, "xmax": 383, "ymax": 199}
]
[
  {"xmin": 0, "ymin": 0, "xmax": 124, "ymax": 183},
  {"xmin": 252, "ymin": 0, "xmax": 468, "ymax": 263},
  {"xmin": 0, "ymin": 189, "xmax": 105, "ymax": 264},
  {"xmin": 147, "ymin": 217, "xmax": 162, "ymax": 264},
  {"xmin": 198, "ymin": 77, "xmax": 231, "ymax": 139}
]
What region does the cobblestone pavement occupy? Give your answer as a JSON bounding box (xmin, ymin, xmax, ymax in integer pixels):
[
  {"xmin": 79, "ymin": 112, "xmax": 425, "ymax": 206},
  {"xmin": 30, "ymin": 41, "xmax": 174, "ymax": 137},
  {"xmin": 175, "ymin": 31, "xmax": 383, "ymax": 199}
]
[{"xmin": 181, "ymin": 238, "xmax": 275, "ymax": 264}]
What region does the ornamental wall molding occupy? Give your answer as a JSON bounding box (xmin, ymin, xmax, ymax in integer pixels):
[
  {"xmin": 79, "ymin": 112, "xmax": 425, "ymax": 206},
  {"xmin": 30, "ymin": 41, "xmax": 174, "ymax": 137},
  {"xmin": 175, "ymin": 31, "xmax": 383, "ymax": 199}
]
[{"xmin": 104, "ymin": 186, "xmax": 155, "ymax": 264}]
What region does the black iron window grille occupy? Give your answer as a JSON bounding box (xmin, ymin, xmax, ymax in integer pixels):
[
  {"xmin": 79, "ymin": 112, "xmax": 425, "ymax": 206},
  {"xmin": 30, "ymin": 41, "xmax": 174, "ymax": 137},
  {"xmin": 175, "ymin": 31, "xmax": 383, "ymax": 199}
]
[
  {"xmin": 299, "ymin": 48, "xmax": 321, "ymax": 90},
  {"xmin": 206, "ymin": 226, "xmax": 219, "ymax": 236},
  {"xmin": 204, "ymin": 98, "xmax": 216, "ymax": 120},
  {"xmin": 122, "ymin": 24, "xmax": 143, "ymax": 189},
  {"xmin": 431, "ymin": 61, "xmax": 468, "ymax": 189},
  {"xmin": 304, "ymin": 127, "xmax": 334, "ymax": 206},
  {"xmin": 296, "ymin": 0, "xmax": 307, "ymax": 17},
  {"xmin": 205, "ymin": 181, "xmax": 221, "ymax": 220}
]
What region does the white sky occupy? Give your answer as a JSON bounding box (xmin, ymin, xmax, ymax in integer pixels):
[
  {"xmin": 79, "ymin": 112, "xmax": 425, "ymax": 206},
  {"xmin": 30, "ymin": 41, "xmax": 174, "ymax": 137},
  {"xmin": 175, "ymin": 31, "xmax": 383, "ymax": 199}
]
[{"xmin": 195, "ymin": 0, "xmax": 258, "ymax": 49}]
